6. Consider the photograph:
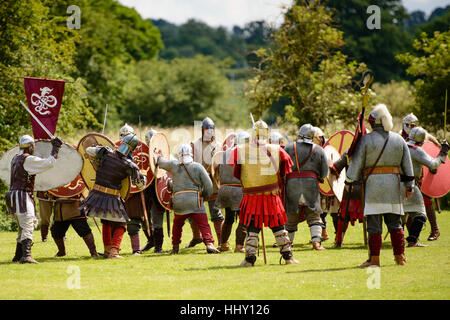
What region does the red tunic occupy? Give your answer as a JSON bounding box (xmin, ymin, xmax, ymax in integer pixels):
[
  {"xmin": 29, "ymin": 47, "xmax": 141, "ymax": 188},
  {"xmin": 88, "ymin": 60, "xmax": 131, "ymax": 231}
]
[{"xmin": 231, "ymin": 145, "xmax": 293, "ymax": 229}]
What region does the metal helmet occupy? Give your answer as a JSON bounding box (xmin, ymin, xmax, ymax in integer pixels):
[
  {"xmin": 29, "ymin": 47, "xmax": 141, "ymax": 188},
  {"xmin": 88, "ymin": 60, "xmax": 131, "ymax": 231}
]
[
  {"xmin": 201, "ymin": 117, "xmax": 215, "ymax": 130},
  {"xmin": 178, "ymin": 143, "xmax": 193, "ymax": 163},
  {"xmin": 403, "ymin": 113, "xmax": 419, "ymax": 135},
  {"xmin": 408, "ymin": 126, "xmax": 426, "ymax": 146},
  {"xmin": 368, "ymin": 104, "xmax": 393, "ymax": 131},
  {"xmin": 269, "ymin": 131, "xmax": 283, "ymax": 145},
  {"xmin": 117, "ymin": 133, "xmax": 138, "ymax": 159},
  {"xmin": 236, "ymin": 131, "xmax": 250, "ymax": 144},
  {"xmin": 313, "ymin": 127, "xmax": 326, "ymax": 146},
  {"xmin": 144, "ymin": 128, "xmax": 158, "ymax": 145},
  {"xmin": 119, "ymin": 123, "xmax": 134, "ymax": 139},
  {"xmin": 252, "ymin": 119, "xmax": 269, "ymax": 142},
  {"xmin": 297, "ymin": 124, "xmax": 315, "ymax": 144},
  {"xmin": 19, "ymin": 135, "xmax": 35, "ymax": 149}
]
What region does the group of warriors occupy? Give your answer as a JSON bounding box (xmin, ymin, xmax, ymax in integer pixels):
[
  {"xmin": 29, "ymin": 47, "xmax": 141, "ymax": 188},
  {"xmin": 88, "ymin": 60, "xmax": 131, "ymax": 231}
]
[{"xmin": 5, "ymin": 103, "xmax": 448, "ymax": 268}]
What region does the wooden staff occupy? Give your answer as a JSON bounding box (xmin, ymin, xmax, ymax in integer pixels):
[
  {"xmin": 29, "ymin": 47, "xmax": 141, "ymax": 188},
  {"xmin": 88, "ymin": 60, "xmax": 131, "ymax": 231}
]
[{"xmin": 260, "ymin": 226, "xmax": 267, "ymax": 265}]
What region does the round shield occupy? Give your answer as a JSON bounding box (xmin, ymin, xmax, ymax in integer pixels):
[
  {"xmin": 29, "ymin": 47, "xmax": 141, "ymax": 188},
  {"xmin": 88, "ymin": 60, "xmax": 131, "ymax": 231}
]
[
  {"xmin": 77, "ymin": 132, "xmax": 130, "ymax": 200},
  {"xmin": 149, "ymin": 132, "xmax": 170, "ymax": 179},
  {"xmin": 48, "ymin": 174, "xmax": 86, "ymax": 198},
  {"xmin": 421, "ymin": 141, "xmax": 450, "ymax": 198},
  {"xmin": 155, "ymin": 171, "xmax": 173, "ymax": 211},
  {"xmin": 319, "ymin": 130, "xmax": 354, "ymax": 199},
  {"xmin": 0, "ymin": 140, "xmax": 83, "ymax": 192},
  {"xmin": 222, "ymin": 133, "xmax": 236, "ymax": 151},
  {"xmin": 115, "ymin": 139, "xmax": 153, "ymax": 193}
]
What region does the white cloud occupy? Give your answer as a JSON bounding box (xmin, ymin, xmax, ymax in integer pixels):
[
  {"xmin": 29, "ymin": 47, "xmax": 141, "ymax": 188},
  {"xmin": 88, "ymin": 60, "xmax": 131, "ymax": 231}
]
[{"xmin": 117, "ymin": 0, "xmax": 292, "ymax": 29}]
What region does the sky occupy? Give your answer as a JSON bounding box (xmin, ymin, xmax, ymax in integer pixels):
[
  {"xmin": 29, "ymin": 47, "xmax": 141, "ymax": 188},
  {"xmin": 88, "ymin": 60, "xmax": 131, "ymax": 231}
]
[{"xmin": 117, "ymin": 0, "xmax": 450, "ymax": 29}]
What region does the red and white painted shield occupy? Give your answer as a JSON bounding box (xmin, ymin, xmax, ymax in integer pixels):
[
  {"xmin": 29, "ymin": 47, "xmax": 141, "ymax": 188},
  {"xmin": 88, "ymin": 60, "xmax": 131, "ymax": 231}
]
[
  {"xmin": 319, "ymin": 130, "xmax": 354, "ymax": 200},
  {"xmin": 222, "ymin": 133, "xmax": 236, "ymax": 151},
  {"xmin": 421, "ymin": 141, "xmax": 450, "ymax": 198},
  {"xmin": 48, "ymin": 174, "xmax": 86, "ymax": 198},
  {"xmin": 155, "ymin": 172, "xmax": 173, "ymax": 211},
  {"xmin": 115, "ymin": 140, "xmax": 153, "ymax": 193}
]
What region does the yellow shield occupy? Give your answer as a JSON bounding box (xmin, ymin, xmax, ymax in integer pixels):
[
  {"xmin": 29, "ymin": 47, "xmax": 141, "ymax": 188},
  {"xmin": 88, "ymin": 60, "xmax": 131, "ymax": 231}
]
[{"xmin": 77, "ymin": 133, "xmax": 130, "ymax": 200}]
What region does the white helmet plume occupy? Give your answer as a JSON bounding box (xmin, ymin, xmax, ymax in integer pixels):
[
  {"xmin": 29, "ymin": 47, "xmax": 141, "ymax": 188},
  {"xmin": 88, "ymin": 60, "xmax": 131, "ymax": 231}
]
[{"xmin": 369, "ymin": 104, "xmax": 393, "ymax": 131}]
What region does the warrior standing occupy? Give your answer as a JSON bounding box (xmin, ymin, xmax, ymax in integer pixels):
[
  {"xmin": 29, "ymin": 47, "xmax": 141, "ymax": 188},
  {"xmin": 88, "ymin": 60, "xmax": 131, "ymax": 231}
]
[
  {"xmin": 141, "ymin": 128, "xmax": 167, "ymax": 253},
  {"xmin": 401, "ymin": 113, "xmax": 442, "ymax": 241},
  {"xmin": 6, "ymin": 135, "xmax": 62, "ymax": 263},
  {"xmin": 330, "ymin": 150, "xmax": 364, "ymax": 248},
  {"xmin": 231, "ymin": 120, "xmax": 298, "ymax": 266},
  {"xmin": 186, "ymin": 117, "xmax": 225, "ymax": 248},
  {"xmin": 51, "ymin": 191, "xmax": 99, "ymax": 258},
  {"xmin": 155, "ymin": 144, "xmax": 220, "ymax": 254},
  {"xmin": 347, "ymin": 104, "xmax": 415, "ymax": 267},
  {"xmin": 284, "ymin": 124, "xmax": 329, "ymax": 251},
  {"xmin": 212, "ymin": 131, "xmax": 249, "ymax": 252},
  {"xmin": 402, "ymin": 127, "xmax": 448, "ymax": 247},
  {"xmin": 79, "ymin": 133, "xmax": 146, "ymax": 258},
  {"xmin": 117, "ymin": 124, "xmax": 153, "ymax": 255},
  {"xmin": 313, "ymin": 126, "xmax": 338, "ymax": 241}
]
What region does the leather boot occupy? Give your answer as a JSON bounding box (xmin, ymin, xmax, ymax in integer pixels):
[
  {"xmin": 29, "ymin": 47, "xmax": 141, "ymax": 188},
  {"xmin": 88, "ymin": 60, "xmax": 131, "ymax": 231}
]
[
  {"xmin": 358, "ymin": 255, "xmax": 380, "ymax": 267},
  {"xmin": 312, "ymin": 241, "xmax": 325, "ymax": 250},
  {"xmin": 82, "ymin": 233, "xmax": 99, "ymax": 258},
  {"xmin": 206, "ymin": 242, "xmax": 220, "ymax": 254},
  {"xmin": 20, "ymin": 239, "xmax": 39, "ymax": 264},
  {"xmin": 129, "ymin": 233, "xmax": 141, "ymax": 255},
  {"xmin": 41, "ymin": 224, "xmax": 49, "ymax": 242},
  {"xmin": 394, "ymin": 254, "xmax": 407, "ymax": 265},
  {"xmin": 186, "ymin": 222, "xmax": 203, "ymax": 248},
  {"xmin": 234, "ymin": 244, "xmax": 245, "ymax": 253},
  {"xmin": 426, "ymin": 205, "xmax": 440, "ymax": 241},
  {"xmin": 321, "ymin": 228, "xmax": 330, "ymax": 241},
  {"xmin": 220, "ymin": 223, "xmax": 233, "ymax": 251},
  {"xmin": 103, "ymin": 245, "xmax": 111, "ymax": 258},
  {"xmin": 12, "ymin": 242, "xmax": 23, "ymax": 262},
  {"xmin": 235, "ymin": 224, "xmax": 247, "ymax": 248},
  {"xmin": 153, "ymin": 228, "xmax": 164, "ymax": 253},
  {"xmin": 170, "ymin": 244, "xmax": 179, "ymax": 255},
  {"xmin": 213, "ymin": 220, "xmax": 224, "ymax": 246},
  {"xmin": 53, "ymin": 238, "xmax": 66, "ymax": 257},
  {"xmin": 141, "ymin": 229, "xmax": 155, "ymax": 251},
  {"xmin": 108, "ymin": 247, "xmax": 123, "ymax": 259}
]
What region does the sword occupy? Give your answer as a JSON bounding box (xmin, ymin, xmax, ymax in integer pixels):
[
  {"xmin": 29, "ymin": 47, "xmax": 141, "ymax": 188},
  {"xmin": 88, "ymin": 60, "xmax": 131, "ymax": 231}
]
[
  {"xmin": 250, "ymin": 113, "xmax": 255, "ymax": 126},
  {"xmin": 20, "ymin": 100, "xmax": 55, "ymax": 139},
  {"xmin": 283, "ymin": 133, "xmax": 292, "ymax": 144}
]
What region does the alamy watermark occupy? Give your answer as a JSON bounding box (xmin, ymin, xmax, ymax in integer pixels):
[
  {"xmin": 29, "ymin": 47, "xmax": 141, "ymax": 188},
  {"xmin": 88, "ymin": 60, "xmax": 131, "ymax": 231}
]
[
  {"xmin": 67, "ymin": 5, "xmax": 81, "ymax": 30},
  {"xmin": 66, "ymin": 265, "xmax": 81, "ymax": 289},
  {"xmin": 366, "ymin": 5, "xmax": 381, "ymax": 30},
  {"xmin": 366, "ymin": 266, "xmax": 381, "ymax": 289}
]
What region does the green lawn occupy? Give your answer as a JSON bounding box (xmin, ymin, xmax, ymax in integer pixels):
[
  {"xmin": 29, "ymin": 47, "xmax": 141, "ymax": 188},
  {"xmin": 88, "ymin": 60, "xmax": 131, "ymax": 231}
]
[{"xmin": 0, "ymin": 211, "xmax": 448, "ymax": 300}]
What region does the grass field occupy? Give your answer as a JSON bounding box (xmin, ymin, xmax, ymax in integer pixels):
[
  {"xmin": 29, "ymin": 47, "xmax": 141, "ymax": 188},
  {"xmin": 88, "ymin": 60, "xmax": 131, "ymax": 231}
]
[{"xmin": 0, "ymin": 209, "xmax": 448, "ymax": 300}]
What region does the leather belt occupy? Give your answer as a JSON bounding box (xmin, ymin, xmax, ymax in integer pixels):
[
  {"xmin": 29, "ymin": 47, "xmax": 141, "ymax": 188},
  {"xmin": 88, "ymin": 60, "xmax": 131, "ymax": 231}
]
[
  {"xmin": 220, "ymin": 183, "xmax": 242, "ymax": 187},
  {"xmin": 286, "ymin": 170, "xmax": 318, "ymax": 180},
  {"xmin": 93, "ymin": 184, "xmax": 121, "ymax": 196},
  {"xmin": 243, "ymin": 182, "xmax": 279, "ymax": 195},
  {"xmin": 363, "ymin": 166, "xmax": 399, "ymax": 177},
  {"xmin": 173, "ymin": 190, "xmax": 202, "ymax": 209}
]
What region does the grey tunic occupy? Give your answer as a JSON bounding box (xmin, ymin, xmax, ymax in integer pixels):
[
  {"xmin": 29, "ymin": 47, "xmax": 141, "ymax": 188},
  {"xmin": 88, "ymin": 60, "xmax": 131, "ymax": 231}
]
[
  {"xmin": 157, "ymin": 158, "xmax": 213, "ymax": 215},
  {"xmin": 284, "ymin": 141, "xmax": 329, "ymax": 214},
  {"xmin": 403, "ymin": 145, "xmax": 442, "ymax": 214},
  {"xmin": 346, "ymin": 127, "xmax": 414, "ymax": 216},
  {"xmin": 214, "ymin": 154, "xmax": 242, "ymax": 211}
]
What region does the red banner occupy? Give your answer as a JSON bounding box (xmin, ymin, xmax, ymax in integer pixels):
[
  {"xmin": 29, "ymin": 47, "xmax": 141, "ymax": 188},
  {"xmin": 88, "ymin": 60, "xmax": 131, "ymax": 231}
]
[{"xmin": 24, "ymin": 77, "xmax": 65, "ymax": 139}]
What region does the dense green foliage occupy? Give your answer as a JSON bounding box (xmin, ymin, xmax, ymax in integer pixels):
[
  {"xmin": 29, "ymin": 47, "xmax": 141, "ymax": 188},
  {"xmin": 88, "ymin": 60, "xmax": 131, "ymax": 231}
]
[
  {"xmin": 397, "ymin": 31, "xmax": 450, "ymax": 134},
  {"xmin": 246, "ymin": 0, "xmax": 367, "ymax": 128},
  {"xmin": 153, "ymin": 18, "xmax": 272, "ymax": 70}
]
